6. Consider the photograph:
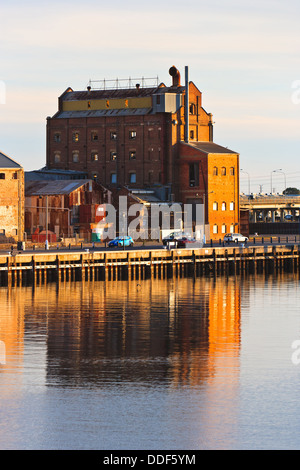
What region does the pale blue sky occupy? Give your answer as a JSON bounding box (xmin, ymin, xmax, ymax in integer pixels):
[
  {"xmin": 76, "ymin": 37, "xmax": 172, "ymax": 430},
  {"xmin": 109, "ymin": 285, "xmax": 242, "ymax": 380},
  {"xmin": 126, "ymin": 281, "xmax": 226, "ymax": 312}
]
[{"xmin": 0, "ymin": 0, "xmax": 300, "ymax": 193}]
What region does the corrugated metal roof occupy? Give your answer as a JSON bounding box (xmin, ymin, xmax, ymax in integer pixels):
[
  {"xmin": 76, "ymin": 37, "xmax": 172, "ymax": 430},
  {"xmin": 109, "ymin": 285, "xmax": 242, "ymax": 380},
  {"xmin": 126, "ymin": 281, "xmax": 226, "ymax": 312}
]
[
  {"xmin": 0, "ymin": 151, "xmax": 22, "ymax": 168},
  {"xmin": 25, "ymin": 179, "xmax": 91, "ymax": 196},
  {"xmin": 56, "ymin": 108, "xmax": 152, "ymax": 119},
  {"xmin": 63, "ymin": 88, "xmax": 158, "ymax": 101},
  {"xmin": 181, "ymin": 141, "xmax": 238, "ymax": 155},
  {"xmin": 61, "ymin": 86, "xmax": 185, "ymax": 102}
]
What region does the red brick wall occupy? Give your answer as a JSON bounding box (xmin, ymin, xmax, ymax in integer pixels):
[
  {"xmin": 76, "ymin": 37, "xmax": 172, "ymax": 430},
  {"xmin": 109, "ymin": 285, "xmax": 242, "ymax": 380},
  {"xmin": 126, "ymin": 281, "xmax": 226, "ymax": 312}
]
[
  {"xmin": 0, "ymin": 168, "xmax": 24, "ymax": 240},
  {"xmin": 47, "ymin": 114, "xmax": 168, "ymax": 188}
]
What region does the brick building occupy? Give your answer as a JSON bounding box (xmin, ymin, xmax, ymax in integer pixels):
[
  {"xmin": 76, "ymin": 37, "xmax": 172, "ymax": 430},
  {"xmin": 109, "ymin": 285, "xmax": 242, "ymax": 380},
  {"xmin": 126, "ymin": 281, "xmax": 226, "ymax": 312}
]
[
  {"xmin": 179, "ymin": 141, "xmax": 239, "ymax": 239},
  {"xmin": 46, "ymin": 65, "xmax": 240, "ymax": 240},
  {"xmin": 0, "ymin": 151, "xmax": 24, "ymax": 241},
  {"xmin": 25, "ymin": 179, "xmax": 111, "ymax": 240}
]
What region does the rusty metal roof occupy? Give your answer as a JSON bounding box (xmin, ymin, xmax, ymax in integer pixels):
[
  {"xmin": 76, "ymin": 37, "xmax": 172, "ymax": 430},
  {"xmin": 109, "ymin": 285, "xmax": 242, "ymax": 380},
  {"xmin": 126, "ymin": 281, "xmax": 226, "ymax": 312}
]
[
  {"xmin": 62, "ymin": 88, "xmax": 158, "ymax": 101},
  {"xmin": 55, "ymin": 108, "xmax": 152, "ymax": 119},
  {"xmin": 0, "ymin": 151, "xmax": 22, "ymax": 168},
  {"xmin": 181, "ymin": 141, "xmax": 238, "ymax": 155},
  {"xmin": 61, "ymin": 85, "xmax": 185, "ymax": 101},
  {"xmin": 25, "ymin": 179, "xmax": 92, "ymax": 196}
]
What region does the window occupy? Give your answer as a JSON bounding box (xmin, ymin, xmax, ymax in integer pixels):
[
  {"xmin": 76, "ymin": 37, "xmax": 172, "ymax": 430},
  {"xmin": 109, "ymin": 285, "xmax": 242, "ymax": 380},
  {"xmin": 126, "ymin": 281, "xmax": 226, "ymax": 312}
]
[
  {"xmin": 189, "ymin": 103, "xmax": 197, "ymax": 115},
  {"xmin": 72, "ymin": 132, "xmax": 79, "ymax": 142},
  {"xmin": 221, "ymin": 167, "xmax": 226, "ymax": 176},
  {"xmin": 110, "ymin": 151, "xmax": 117, "ymax": 161},
  {"xmin": 111, "ymin": 173, "xmax": 117, "ymax": 184},
  {"xmin": 54, "ymin": 133, "xmax": 61, "ymax": 143},
  {"xmin": 73, "ymin": 152, "xmax": 79, "ymax": 163},
  {"xmin": 129, "ymin": 130, "xmax": 136, "ymax": 139},
  {"xmin": 129, "ymin": 151, "xmax": 136, "ymax": 160},
  {"xmin": 213, "ymin": 202, "xmax": 218, "ymax": 211},
  {"xmin": 91, "ymin": 132, "xmax": 98, "ymax": 141},
  {"xmin": 190, "ymin": 130, "xmax": 194, "ymax": 139},
  {"xmin": 189, "ymin": 163, "xmax": 199, "ymax": 187},
  {"xmin": 129, "ymin": 173, "xmax": 136, "ymax": 184},
  {"xmin": 0, "ymin": 173, "xmax": 5, "ymax": 179},
  {"xmin": 230, "ymin": 201, "xmax": 235, "ymax": 211},
  {"xmin": 230, "ymin": 167, "xmax": 235, "ymax": 175},
  {"xmin": 222, "ymin": 202, "xmax": 226, "ymax": 211},
  {"xmin": 213, "ymin": 224, "xmax": 218, "ymax": 234},
  {"xmin": 110, "ymin": 131, "xmax": 117, "ymax": 140},
  {"xmin": 12, "ymin": 172, "xmax": 18, "ymax": 180},
  {"xmin": 54, "ymin": 153, "xmax": 61, "ymax": 163},
  {"xmin": 222, "ymin": 224, "xmax": 226, "ymax": 234},
  {"xmin": 213, "ymin": 166, "xmax": 218, "ymax": 176},
  {"xmin": 91, "ymin": 152, "xmax": 98, "ymax": 161},
  {"xmin": 230, "ymin": 225, "xmax": 234, "ymax": 232}
]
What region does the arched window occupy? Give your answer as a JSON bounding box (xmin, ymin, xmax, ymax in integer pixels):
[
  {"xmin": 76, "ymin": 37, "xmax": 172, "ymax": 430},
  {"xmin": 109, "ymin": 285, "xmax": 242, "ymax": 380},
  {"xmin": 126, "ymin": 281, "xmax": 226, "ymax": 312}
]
[
  {"xmin": 230, "ymin": 167, "xmax": 235, "ymax": 175},
  {"xmin": 213, "ymin": 166, "xmax": 218, "ymax": 176},
  {"xmin": 221, "ymin": 167, "xmax": 226, "ymax": 176},
  {"xmin": 222, "ymin": 202, "xmax": 226, "ymax": 211}
]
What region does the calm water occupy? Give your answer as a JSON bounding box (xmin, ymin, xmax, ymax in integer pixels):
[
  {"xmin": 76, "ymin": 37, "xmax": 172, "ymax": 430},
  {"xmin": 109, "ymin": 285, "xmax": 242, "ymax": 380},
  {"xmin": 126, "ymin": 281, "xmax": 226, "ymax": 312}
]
[{"xmin": 1, "ymin": 272, "xmax": 300, "ymax": 450}]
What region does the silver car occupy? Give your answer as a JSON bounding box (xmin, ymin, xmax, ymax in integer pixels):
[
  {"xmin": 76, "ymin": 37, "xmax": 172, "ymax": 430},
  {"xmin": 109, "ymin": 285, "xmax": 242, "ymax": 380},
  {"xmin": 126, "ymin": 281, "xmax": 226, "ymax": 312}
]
[{"xmin": 224, "ymin": 233, "xmax": 248, "ymax": 243}]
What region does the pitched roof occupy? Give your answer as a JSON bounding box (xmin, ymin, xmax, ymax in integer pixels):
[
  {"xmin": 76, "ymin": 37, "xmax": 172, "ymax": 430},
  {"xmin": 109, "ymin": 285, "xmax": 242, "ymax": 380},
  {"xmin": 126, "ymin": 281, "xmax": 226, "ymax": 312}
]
[
  {"xmin": 60, "ymin": 85, "xmax": 185, "ymax": 102},
  {"xmin": 61, "ymin": 87, "xmax": 158, "ymax": 101},
  {"xmin": 181, "ymin": 141, "xmax": 238, "ymax": 155},
  {"xmin": 55, "ymin": 108, "xmax": 152, "ymax": 119},
  {"xmin": 0, "ymin": 151, "xmax": 23, "ymax": 168},
  {"xmin": 25, "ymin": 179, "xmax": 92, "ymax": 196}
]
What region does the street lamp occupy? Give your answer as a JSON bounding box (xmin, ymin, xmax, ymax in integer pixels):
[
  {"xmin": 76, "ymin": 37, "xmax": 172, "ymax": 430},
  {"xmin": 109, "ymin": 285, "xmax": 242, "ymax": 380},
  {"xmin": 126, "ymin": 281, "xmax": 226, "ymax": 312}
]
[
  {"xmin": 274, "ymin": 169, "xmax": 286, "ymax": 193},
  {"xmin": 271, "ymin": 168, "xmax": 284, "ymax": 194},
  {"xmin": 240, "ymin": 169, "xmax": 250, "ymax": 195}
]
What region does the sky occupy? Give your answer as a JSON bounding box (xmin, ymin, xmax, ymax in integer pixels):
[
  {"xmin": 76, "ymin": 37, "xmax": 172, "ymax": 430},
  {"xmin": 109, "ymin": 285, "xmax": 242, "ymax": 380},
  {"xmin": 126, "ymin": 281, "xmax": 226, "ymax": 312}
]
[{"xmin": 0, "ymin": 0, "xmax": 300, "ymax": 194}]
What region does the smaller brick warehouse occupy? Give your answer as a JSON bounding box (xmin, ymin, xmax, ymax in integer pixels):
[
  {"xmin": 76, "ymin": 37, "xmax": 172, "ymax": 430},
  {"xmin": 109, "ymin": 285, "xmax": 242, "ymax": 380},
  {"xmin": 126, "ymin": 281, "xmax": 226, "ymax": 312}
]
[
  {"xmin": 25, "ymin": 179, "xmax": 111, "ymax": 240},
  {"xmin": 0, "ymin": 151, "xmax": 24, "ymax": 241}
]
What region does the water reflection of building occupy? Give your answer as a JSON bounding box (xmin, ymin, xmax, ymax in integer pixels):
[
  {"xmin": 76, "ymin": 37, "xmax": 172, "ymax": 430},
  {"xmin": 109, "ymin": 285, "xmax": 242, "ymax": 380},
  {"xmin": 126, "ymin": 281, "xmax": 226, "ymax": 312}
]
[
  {"xmin": 0, "ymin": 288, "xmax": 25, "ymax": 373},
  {"xmin": 0, "ymin": 277, "xmax": 241, "ymax": 389},
  {"xmin": 32, "ymin": 278, "xmax": 241, "ymax": 388}
]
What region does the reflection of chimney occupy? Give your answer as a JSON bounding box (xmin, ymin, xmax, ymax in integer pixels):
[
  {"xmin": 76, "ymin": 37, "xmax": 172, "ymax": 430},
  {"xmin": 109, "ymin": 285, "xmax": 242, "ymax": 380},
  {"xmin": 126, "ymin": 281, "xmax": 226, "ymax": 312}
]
[{"xmin": 169, "ymin": 66, "xmax": 181, "ymax": 87}]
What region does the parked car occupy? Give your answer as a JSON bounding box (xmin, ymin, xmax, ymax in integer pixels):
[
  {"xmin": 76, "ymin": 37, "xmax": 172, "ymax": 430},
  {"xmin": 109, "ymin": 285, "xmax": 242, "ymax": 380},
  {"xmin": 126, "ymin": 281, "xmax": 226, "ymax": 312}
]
[
  {"xmin": 223, "ymin": 233, "xmax": 248, "ymax": 244},
  {"xmin": 162, "ymin": 231, "xmax": 196, "ymax": 248},
  {"xmin": 284, "ymin": 214, "xmax": 293, "ymax": 220},
  {"xmin": 108, "ymin": 236, "xmax": 134, "ymax": 247}
]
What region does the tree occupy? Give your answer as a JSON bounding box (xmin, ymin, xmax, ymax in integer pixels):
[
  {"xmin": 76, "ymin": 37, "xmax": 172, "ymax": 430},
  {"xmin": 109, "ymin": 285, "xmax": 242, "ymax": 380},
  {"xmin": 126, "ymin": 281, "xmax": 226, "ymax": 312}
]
[{"xmin": 283, "ymin": 187, "xmax": 300, "ymax": 195}]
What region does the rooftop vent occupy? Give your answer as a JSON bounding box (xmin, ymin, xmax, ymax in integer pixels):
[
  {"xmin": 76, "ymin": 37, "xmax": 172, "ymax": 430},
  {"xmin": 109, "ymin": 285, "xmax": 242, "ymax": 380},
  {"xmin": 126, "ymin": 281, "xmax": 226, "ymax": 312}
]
[{"xmin": 169, "ymin": 66, "xmax": 181, "ymax": 87}]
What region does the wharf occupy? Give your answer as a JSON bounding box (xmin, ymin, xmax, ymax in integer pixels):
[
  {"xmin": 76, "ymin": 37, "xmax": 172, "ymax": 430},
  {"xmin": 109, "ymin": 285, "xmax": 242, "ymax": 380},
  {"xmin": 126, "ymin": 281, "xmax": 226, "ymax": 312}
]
[{"xmin": 0, "ymin": 244, "xmax": 300, "ymax": 287}]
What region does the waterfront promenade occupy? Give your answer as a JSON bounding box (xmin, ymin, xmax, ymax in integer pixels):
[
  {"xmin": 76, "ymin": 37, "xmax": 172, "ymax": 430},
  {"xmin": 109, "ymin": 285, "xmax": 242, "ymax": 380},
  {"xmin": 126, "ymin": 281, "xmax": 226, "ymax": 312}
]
[{"xmin": 1, "ymin": 236, "xmax": 300, "ymax": 287}]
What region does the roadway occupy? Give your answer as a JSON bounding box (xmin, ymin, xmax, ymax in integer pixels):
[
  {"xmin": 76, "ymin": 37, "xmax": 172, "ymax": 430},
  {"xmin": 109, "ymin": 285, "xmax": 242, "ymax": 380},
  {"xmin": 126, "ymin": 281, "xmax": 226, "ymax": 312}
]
[{"xmin": 5, "ymin": 234, "xmax": 300, "ymax": 255}]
